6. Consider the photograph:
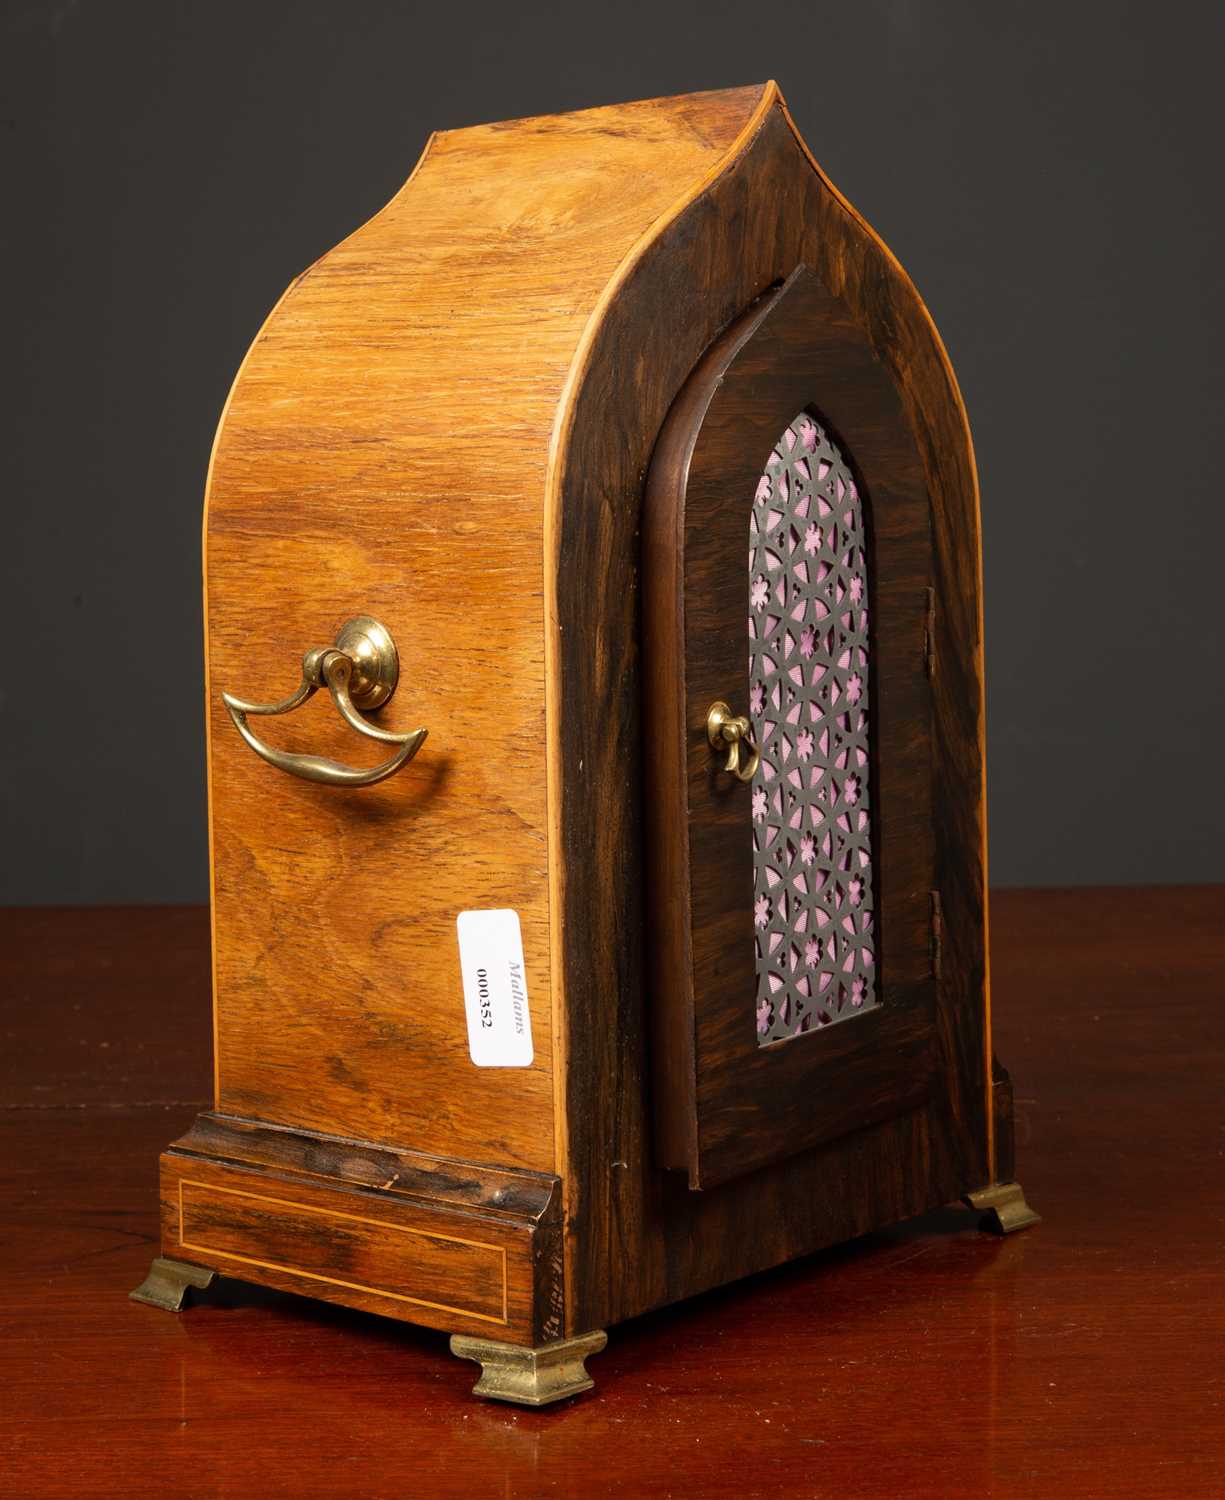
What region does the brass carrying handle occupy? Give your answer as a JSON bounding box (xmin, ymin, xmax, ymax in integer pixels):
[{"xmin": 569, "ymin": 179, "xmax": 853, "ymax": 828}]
[
  {"xmin": 706, "ymin": 700, "xmax": 760, "ymax": 783},
  {"xmin": 221, "ymin": 616, "xmax": 427, "ymax": 788}
]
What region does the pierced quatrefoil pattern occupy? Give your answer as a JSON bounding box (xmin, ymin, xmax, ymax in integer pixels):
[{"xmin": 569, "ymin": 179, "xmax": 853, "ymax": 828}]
[{"xmin": 750, "ymin": 411, "xmax": 877, "ymax": 1046}]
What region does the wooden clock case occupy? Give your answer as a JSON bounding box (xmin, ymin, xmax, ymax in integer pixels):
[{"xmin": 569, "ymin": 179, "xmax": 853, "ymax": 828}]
[{"xmin": 132, "ymin": 82, "xmax": 1036, "ymax": 1405}]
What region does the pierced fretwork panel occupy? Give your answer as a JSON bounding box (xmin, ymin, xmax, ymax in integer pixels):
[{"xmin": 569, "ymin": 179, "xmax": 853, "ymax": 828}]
[{"xmin": 749, "ymin": 412, "xmax": 877, "ymax": 1046}]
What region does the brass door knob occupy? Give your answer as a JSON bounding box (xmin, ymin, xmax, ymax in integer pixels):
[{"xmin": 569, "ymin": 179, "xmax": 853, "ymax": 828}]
[
  {"xmin": 221, "ymin": 616, "xmax": 427, "ymax": 788},
  {"xmin": 706, "ymin": 700, "xmax": 760, "ymax": 783}
]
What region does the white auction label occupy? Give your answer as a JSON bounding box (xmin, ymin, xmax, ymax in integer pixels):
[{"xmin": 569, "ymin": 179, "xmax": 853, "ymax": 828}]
[{"xmin": 456, "ymin": 909, "xmax": 534, "ymax": 1067}]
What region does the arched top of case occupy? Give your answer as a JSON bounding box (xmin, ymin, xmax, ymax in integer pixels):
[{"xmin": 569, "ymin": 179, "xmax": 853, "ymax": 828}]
[{"xmin": 204, "ymin": 83, "xmax": 777, "ymax": 541}]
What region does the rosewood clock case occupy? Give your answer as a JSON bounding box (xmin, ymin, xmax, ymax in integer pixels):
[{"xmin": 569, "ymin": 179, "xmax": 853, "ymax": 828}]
[{"xmin": 131, "ymin": 81, "xmax": 1036, "ymax": 1406}]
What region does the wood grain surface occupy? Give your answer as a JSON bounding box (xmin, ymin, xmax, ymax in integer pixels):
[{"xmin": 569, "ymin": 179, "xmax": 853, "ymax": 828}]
[
  {"xmin": 2, "ymin": 888, "xmax": 1222, "ymax": 1498},
  {"xmin": 155, "ymin": 1113, "xmax": 563, "ymax": 1345},
  {"xmin": 165, "ymin": 1161, "xmax": 518, "ymax": 1335},
  {"xmin": 203, "ymin": 84, "xmax": 766, "ymax": 1169},
  {"xmin": 554, "ymin": 87, "xmax": 992, "ymax": 1332}
]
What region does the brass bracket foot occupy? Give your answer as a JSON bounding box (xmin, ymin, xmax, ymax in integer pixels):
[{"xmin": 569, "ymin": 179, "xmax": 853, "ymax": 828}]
[
  {"xmin": 450, "ymin": 1329, "xmax": 608, "ymax": 1406},
  {"xmin": 963, "ymin": 1180, "xmax": 1041, "ymax": 1235},
  {"xmin": 130, "ymin": 1256, "xmax": 216, "ymax": 1311}
]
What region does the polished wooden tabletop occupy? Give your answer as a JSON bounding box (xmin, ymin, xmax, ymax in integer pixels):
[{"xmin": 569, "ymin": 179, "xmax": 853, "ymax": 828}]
[{"xmin": 2, "ymin": 887, "xmax": 1223, "ymax": 1498}]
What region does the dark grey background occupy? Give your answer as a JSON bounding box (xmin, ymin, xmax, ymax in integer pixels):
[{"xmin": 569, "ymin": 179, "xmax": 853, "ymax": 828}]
[{"xmin": 2, "ymin": 0, "xmax": 1221, "ymax": 904}]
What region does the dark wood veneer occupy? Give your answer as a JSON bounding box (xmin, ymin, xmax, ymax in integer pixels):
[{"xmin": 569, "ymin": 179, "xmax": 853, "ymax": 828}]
[
  {"xmin": 644, "ymin": 265, "xmax": 937, "ymax": 1188},
  {"xmin": 556, "ymin": 99, "xmax": 991, "ymax": 1331},
  {"xmin": 159, "ymin": 1114, "xmax": 563, "ymax": 1345}
]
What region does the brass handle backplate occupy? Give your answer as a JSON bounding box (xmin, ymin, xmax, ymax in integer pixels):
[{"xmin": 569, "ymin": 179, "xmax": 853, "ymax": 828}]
[
  {"xmin": 706, "ymin": 700, "xmax": 760, "ymax": 783},
  {"xmin": 221, "ymin": 615, "xmax": 427, "ymax": 788}
]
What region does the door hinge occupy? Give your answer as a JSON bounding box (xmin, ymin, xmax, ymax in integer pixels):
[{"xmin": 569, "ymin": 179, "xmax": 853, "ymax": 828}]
[
  {"xmin": 930, "ymin": 889, "xmax": 943, "ymax": 982},
  {"xmin": 923, "ymin": 586, "xmax": 936, "ymax": 678}
]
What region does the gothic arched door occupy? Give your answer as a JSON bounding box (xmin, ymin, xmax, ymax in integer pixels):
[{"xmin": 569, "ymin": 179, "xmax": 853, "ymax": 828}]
[{"xmin": 644, "ymin": 266, "xmax": 938, "ymax": 1189}]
